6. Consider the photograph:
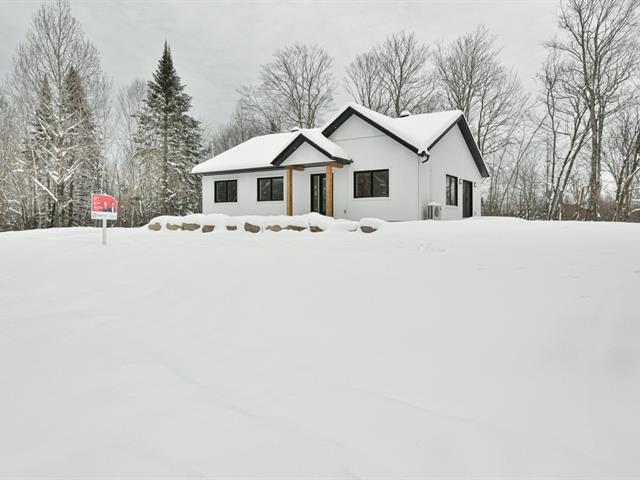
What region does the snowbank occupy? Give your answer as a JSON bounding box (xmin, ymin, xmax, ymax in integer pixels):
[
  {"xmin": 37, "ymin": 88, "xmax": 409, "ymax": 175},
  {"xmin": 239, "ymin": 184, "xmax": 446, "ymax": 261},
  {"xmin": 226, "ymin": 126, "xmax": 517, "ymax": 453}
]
[
  {"xmin": 2, "ymin": 219, "xmax": 640, "ymax": 476},
  {"xmin": 147, "ymin": 212, "xmax": 364, "ymax": 233}
]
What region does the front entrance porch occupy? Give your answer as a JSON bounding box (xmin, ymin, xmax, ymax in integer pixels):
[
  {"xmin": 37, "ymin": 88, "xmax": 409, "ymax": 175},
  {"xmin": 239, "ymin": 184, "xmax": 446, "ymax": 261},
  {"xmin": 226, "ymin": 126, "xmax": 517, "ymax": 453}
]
[{"xmin": 285, "ymin": 162, "xmax": 343, "ymax": 217}]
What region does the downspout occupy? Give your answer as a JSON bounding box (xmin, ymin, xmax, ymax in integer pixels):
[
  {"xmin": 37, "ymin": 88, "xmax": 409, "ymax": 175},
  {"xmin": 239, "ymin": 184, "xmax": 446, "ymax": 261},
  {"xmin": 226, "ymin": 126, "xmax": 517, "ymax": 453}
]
[{"xmin": 419, "ymin": 151, "xmax": 430, "ymax": 220}]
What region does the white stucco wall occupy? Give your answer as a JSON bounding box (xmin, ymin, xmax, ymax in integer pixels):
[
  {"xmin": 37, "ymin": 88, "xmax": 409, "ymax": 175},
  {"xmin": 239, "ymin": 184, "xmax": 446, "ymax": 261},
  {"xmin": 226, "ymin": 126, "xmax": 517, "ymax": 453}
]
[{"xmin": 419, "ymin": 124, "xmax": 483, "ymax": 220}]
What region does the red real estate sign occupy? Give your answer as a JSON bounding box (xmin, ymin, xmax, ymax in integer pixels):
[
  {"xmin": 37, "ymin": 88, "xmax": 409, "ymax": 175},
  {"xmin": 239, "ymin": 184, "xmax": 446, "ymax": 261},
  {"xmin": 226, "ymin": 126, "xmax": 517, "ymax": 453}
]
[{"xmin": 91, "ymin": 194, "xmax": 118, "ymax": 220}]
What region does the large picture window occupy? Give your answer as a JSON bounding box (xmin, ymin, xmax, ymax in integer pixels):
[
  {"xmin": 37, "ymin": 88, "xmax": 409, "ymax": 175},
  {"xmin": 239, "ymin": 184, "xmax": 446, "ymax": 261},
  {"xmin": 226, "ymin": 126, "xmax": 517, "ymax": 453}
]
[
  {"xmin": 354, "ymin": 170, "xmax": 389, "ymax": 198},
  {"xmin": 446, "ymin": 175, "xmax": 458, "ymax": 206},
  {"xmin": 215, "ymin": 179, "xmax": 237, "ymax": 203},
  {"xmin": 257, "ymin": 177, "xmax": 284, "ymax": 202}
]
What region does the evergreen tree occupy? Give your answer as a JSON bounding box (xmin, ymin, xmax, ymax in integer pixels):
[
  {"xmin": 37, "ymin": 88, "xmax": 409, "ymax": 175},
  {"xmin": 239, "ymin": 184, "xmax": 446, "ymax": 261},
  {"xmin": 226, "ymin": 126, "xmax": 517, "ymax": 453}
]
[{"xmin": 136, "ymin": 42, "xmax": 203, "ymax": 217}]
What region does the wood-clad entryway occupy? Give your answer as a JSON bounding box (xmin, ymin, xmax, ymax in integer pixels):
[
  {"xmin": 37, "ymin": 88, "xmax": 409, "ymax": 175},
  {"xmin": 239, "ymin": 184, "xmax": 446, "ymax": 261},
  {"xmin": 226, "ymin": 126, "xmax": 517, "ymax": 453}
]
[{"xmin": 286, "ymin": 162, "xmax": 341, "ymax": 217}]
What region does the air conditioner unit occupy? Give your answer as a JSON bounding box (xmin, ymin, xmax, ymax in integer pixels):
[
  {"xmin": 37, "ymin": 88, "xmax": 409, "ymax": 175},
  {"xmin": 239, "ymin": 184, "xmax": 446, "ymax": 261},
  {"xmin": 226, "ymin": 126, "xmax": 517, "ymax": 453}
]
[{"xmin": 426, "ymin": 202, "xmax": 442, "ymax": 220}]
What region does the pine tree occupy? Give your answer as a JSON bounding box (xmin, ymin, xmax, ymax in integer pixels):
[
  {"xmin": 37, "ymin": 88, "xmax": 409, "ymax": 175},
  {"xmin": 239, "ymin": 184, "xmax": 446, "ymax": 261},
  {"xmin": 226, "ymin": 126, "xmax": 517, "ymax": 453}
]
[{"xmin": 136, "ymin": 42, "xmax": 203, "ymax": 217}]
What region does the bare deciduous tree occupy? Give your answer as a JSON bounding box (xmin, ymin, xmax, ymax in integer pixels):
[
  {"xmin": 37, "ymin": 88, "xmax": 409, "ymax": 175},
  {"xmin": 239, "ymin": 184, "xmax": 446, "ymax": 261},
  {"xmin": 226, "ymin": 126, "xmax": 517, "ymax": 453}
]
[
  {"xmin": 7, "ymin": 0, "xmax": 110, "ymax": 228},
  {"xmin": 211, "ymin": 104, "xmax": 267, "ymax": 155},
  {"xmin": 112, "ymin": 79, "xmax": 148, "ymax": 226},
  {"xmin": 247, "ymin": 43, "xmax": 336, "ymax": 129},
  {"xmin": 433, "ymin": 26, "xmax": 529, "ymax": 214},
  {"xmin": 433, "ymin": 26, "xmax": 526, "ymax": 158},
  {"xmin": 345, "ymin": 31, "xmax": 437, "ymax": 116},
  {"xmin": 548, "ymin": 0, "xmax": 640, "ymax": 220},
  {"xmin": 539, "ymin": 50, "xmax": 591, "ymax": 219},
  {"xmin": 604, "ymin": 104, "xmax": 640, "ymax": 220},
  {"xmin": 345, "ymin": 51, "xmax": 387, "ymax": 113}
]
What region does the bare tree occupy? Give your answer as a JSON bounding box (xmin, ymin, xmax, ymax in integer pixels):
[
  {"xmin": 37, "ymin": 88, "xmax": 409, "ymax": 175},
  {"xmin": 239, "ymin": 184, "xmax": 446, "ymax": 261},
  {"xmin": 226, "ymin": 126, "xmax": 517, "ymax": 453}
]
[
  {"xmin": 539, "ymin": 50, "xmax": 591, "ymax": 219},
  {"xmin": 345, "ymin": 31, "xmax": 437, "ymax": 116},
  {"xmin": 433, "ymin": 26, "xmax": 526, "ymax": 158},
  {"xmin": 211, "ymin": 104, "xmax": 267, "ymax": 155},
  {"xmin": 112, "ymin": 79, "xmax": 148, "ymax": 226},
  {"xmin": 345, "ymin": 51, "xmax": 387, "ymax": 113},
  {"xmin": 547, "ymin": 0, "xmax": 640, "ymax": 220},
  {"xmin": 604, "ymin": 104, "xmax": 640, "ymax": 221},
  {"xmin": 237, "ymin": 84, "xmax": 284, "ymax": 133},
  {"xmin": 245, "ymin": 43, "xmax": 336, "ymax": 130},
  {"xmin": 7, "ymin": 0, "xmax": 110, "ymax": 228},
  {"xmin": 433, "ymin": 26, "xmax": 529, "ymax": 215}
]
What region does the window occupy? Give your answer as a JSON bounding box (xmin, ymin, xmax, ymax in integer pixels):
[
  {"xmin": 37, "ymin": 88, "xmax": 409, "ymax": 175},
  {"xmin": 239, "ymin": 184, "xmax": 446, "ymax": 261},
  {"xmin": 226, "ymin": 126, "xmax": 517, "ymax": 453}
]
[
  {"xmin": 215, "ymin": 179, "xmax": 237, "ymax": 203},
  {"xmin": 446, "ymin": 175, "xmax": 458, "ymax": 206},
  {"xmin": 354, "ymin": 170, "xmax": 389, "ymax": 198},
  {"xmin": 257, "ymin": 177, "xmax": 284, "ymax": 201}
]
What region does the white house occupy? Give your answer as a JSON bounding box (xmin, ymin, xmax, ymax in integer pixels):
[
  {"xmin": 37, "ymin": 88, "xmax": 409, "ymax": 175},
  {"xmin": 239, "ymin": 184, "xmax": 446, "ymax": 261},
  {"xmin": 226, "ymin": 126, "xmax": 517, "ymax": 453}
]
[{"xmin": 192, "ymin": 103, "xmax": 489, "ymax": 221}]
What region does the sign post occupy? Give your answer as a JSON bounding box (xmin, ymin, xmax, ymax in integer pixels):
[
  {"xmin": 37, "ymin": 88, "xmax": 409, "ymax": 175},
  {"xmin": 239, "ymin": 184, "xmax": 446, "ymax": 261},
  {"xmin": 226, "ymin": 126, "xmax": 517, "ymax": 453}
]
[{"xmin": 91, "ymin": 194, "xmax": 118, "ymax": 245}]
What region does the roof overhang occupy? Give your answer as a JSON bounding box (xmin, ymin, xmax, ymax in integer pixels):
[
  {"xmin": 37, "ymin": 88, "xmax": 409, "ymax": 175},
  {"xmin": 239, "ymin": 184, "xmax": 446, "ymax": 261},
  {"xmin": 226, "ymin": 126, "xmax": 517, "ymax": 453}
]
[
  {"xmin": 322, "ymin": 105, "xmax": 426, "ymax": 157},
  {"xmin": 195, "ymin": 159, "xmax": 352, "ymax": 177},
  {"xmin": 271, "ymin": 133, "xmax": 351, "ymax": 166},
  {"xmin": 322, "ymin": 105, "xmax": 489, "ymax": 178},
  {"xmin": 426, "ymin": 115, "xmax": 490, "ymax": 178}
]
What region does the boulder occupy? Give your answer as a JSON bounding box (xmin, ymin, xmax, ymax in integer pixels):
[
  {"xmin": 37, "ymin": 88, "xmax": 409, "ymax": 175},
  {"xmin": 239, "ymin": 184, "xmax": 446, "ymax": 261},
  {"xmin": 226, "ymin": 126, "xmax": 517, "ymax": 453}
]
[
  {"xmin": 202, "ymin": 225, "xmax": 215, "ymax": 233},
  {"xmin": 148, "ymin": 223, "xmax": 161, "ymax": 231},
  {"xmin": 266, "ymin": 225, "xmax": 283, "ymax": 232},
  {"xmin": 166, "ymin": 223, "xmax": 182, "ymax": 231},
  {"xmin": 244, "ymin": 222, "xmax": 261, "ymax": 233},
  {"xmin": 285, "ymin": 225, "xmax": 306, "ymax": 232},
  {"xmin": 226, "ymin": 225, "xmax": 238, "ymax": 231},
  {"xmin": 360, "ymin": 225, "xmax": 377, "ymax": 233},
  {"xmin": 182, "ymin": 223, "xmax": 200, "ymax": 231},
  {"xmin": 310, "ymin": 225, "xmax": 323, "ymax": 233}
]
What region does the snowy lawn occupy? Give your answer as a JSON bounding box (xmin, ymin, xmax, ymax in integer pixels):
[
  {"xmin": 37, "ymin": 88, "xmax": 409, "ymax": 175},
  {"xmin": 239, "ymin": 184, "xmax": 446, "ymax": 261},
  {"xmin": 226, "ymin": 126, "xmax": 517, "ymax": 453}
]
[{"xmin": 1, "ymin": 218, "xmax": 639, "ymax": 477}]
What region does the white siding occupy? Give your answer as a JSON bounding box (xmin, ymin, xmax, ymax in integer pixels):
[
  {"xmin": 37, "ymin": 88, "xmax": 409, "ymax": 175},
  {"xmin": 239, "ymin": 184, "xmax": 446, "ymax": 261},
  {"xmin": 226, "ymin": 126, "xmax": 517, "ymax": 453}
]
[
  {"xmin": 419, "ymin": 124, "xmax": 483, "ymax": 220},
  {"xmin": 328, "ymin": 115, "xmax": 421, "ymax": 221},
  {"xmin": 201, "ymin": 116, "xmax": 485, "ymax": 221},
  {"xmin": 202, "ymin": 172, "xmax": 286, "ymax": 216}
]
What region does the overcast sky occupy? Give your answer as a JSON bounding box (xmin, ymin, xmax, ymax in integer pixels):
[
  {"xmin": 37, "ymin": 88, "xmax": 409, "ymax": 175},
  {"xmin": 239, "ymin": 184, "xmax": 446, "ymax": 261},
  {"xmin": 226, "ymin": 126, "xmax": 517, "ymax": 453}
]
[{"xmin": 0, "ymin": 0, "xmax": 560, "ymax": 131}]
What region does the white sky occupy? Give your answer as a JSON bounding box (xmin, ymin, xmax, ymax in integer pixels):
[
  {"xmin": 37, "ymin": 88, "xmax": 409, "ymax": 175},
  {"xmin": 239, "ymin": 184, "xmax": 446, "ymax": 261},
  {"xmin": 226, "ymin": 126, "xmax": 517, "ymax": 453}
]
[{"xmin": 0, "ymin": 0, "xmax": 560, "ymax": 131}]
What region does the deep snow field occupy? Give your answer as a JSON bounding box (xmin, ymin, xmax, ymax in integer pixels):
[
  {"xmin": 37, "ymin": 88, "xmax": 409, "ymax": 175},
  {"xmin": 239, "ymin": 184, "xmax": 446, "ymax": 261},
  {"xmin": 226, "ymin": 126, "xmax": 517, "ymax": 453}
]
[{"xmin": 1, "ymin": 217, "xmax": 639, "ymax": 478}]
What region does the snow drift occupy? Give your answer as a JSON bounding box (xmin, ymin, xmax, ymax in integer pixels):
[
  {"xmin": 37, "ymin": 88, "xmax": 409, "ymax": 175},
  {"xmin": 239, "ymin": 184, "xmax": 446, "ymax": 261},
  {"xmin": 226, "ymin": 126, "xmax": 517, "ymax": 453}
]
[{"xmin": 1, "ymin": 218, "xmax": 639, "ymax": 477}]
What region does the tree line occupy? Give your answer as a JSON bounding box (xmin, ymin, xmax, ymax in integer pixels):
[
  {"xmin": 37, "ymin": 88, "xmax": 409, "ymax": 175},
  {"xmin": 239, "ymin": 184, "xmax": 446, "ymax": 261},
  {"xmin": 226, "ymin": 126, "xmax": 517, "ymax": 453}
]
[
  {"xmin": 1, "ymin": 0, "xmax": 639, "ymax": 232},
  {"xmin": 0, "ymin": 0, "xmax": 204, "ymax": 231}
]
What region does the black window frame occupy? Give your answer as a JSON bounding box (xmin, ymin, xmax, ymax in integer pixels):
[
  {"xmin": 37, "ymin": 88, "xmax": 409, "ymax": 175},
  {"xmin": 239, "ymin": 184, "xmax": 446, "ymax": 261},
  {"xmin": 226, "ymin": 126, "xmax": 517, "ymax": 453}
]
[
  {"xmin": 353, "ymin": 169, "xmax": 389, "ymax": 199},
  {"xmin": 215, "ymin": 179, "xmax": 237, "ymax": 203},
  {"xmin": 257, "ymin": 176, "xmax": 284, "ymax": 202},
  {"xmin": 446, "ymin": 175, "xmax": 458, "ymax": 206}
]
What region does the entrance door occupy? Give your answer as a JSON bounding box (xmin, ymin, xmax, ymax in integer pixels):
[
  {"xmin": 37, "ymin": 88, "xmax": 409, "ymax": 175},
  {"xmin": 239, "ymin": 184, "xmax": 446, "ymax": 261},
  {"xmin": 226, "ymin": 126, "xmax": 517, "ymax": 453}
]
[
  {"xmin": 462, "ymin": 180, "xmax": 473, "ymax": 218},
  {"xmin": 311, "ymin": 174, "xmax": 326, "ymax": 215}
]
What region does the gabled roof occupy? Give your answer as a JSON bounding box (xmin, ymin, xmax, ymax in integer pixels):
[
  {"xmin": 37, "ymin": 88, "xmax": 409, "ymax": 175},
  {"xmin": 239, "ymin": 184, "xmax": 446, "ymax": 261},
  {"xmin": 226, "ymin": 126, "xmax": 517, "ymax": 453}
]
[
  {"xmin": 193, "ymin": 103, "xmax": 489, "ymax": 178},
  {"xmin": 321, "ymin": 103, "xmax": 489, "ymax": 178},
  {"xmin": 192, "ymin": 129, "xmax": 350, "ymax": 175}
]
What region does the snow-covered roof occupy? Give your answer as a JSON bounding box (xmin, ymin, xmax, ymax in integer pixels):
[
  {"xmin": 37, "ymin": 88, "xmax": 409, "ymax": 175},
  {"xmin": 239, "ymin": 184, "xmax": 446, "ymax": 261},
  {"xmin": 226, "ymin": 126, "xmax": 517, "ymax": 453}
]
[
  {"xmin": 193, "ymin": 132, "xmax": 296, "ymax": 174},
  {"xmin": 193, "ymin": 103, "xmax": 488, "ymax": 177},
  {"xmin": 193, "ymin": 129, "xmax": 350, "ymax": 175},
  {"xmin": 298, "ymin": 129, "xmax": 349, "ymax": 161},
  {"xmin": 321, "ymin": 103, "xmax": 489, "ymax": 177},
  {"xmin": 321, "ymin": 102, "xmax": 463, "ymax": 157}
]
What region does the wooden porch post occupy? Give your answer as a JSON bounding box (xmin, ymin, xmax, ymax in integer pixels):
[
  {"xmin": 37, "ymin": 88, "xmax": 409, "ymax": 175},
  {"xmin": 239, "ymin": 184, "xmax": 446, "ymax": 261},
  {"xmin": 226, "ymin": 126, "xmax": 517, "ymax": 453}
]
[
  {"xmin": 325, "ymin": 163, "xmax": 333, "ymax": 217},
  {"xmin": 286, "ymin": 166, "xmax": 293, "ymax": 216}
]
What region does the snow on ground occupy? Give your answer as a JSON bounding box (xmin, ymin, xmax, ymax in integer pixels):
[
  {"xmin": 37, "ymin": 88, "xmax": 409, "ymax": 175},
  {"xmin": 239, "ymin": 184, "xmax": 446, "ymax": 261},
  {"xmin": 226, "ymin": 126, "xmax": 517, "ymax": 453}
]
[{"xmin": 0, "ymin": 218, "xmax": 639, "ymax": 477}]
